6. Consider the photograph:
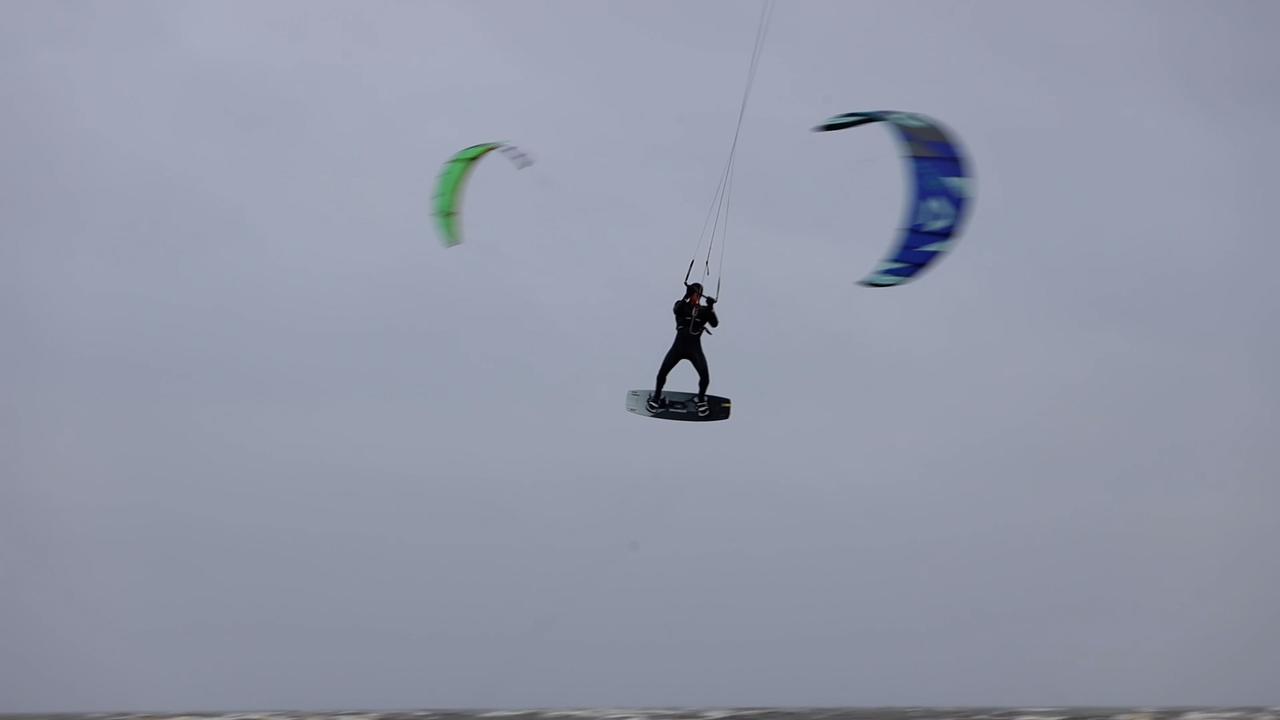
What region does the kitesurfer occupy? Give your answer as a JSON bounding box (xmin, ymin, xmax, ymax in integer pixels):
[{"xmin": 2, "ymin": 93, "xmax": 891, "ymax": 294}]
[{"xmin": 648, "ymin": 282, "xmax": 718, "ymax": 416}]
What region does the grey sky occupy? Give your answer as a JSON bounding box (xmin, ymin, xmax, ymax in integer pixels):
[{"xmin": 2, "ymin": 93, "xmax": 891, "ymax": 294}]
[{"xmin": 3, "ymin": 0, "xmax": 1278, "ymax": 712}]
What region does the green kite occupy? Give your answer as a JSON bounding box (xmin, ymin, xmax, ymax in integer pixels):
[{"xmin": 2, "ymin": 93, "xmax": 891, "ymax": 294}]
[{"xmin": 432, "ymin": 142, "xmax": 532, "ymax": 247}]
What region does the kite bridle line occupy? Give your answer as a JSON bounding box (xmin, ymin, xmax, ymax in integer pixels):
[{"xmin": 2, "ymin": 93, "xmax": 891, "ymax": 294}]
[{"xmin": 684, "ymin": 0, "xmax": 773, "ymax": 306}]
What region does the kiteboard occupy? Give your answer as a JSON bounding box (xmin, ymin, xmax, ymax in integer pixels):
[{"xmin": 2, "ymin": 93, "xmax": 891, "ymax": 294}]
[{"xmin": 625, "ymin": 390, "xmax": 731, "ymax": 422}]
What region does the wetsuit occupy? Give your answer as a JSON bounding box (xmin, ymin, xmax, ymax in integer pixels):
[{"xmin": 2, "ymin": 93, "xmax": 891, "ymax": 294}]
[{"xmin": 654, "ymin": 298, "xmax": 718, "ymax": 399}]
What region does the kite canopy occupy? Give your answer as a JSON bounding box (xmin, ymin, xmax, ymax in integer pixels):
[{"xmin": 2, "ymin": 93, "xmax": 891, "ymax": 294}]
[
  {"xmin": 813, "ymin": 111, "xmax": 972, "ymax": 287},
  {"xmin": 432, "ymin": 142, "xmax": 531, "ymax": 248}
]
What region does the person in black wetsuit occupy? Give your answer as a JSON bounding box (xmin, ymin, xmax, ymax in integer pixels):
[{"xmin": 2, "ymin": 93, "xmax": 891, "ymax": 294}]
[{"xmin": 648, "ymin": 282, "xmax": 719, "ymax": 416}]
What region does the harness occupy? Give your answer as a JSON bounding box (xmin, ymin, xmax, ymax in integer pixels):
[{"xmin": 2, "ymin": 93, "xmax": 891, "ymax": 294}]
[{"xmin": 678, "ymin": 299, "xmax": 713, "ymax": 337}]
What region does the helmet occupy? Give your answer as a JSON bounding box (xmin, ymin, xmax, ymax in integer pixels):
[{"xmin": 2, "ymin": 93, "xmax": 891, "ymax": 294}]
[{"xmin": 686, "ymin": 282, "xmax": 703, "ymax": 298}]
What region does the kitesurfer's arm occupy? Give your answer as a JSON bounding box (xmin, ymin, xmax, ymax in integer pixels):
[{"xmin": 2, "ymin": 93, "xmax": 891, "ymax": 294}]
[
  {"xmin": 704, "ymin": 297, "xmax": 718, "ymax": 327},
  {"xmin": 675, "ymin": 300, "xmax": 700, "ymax": 326}
]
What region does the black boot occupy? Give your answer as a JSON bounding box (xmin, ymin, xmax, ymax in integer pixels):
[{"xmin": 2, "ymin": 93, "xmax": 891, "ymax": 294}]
[
  {"xmin": 694, "ymin": 395, "xmax": 709, "ymax": 416},
  {"xmin": 647, "ymin": 394, "xmax": 664, "ymax": 413}
]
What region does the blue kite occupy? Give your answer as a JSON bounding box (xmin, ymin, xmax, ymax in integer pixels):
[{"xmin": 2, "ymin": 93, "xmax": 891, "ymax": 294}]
[{"xmin": 813, "ymin": 111, "xmax": 973, "ymax": 287}]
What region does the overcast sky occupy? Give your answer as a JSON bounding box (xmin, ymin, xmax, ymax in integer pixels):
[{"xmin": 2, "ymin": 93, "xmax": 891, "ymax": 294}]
[{"xmin": 3, "ymin": 0, "xmax": 1279, "ymax": 713}]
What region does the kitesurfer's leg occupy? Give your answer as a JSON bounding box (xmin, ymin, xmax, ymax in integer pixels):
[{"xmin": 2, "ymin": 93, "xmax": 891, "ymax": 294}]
[
  {"xmin": 650, "ymin": 345, "xmax": 682, "ymax": 411},
  {"xmin": 690, "ymin": 347, "xmax": 710, "ymax": 416},
  {"xmin": 654, "ymin": 347, "xmax": 683, "ymax": 396},
  {"xmin": 690, "ymin": 347, "xmax": 710, "ymax": 398}
]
